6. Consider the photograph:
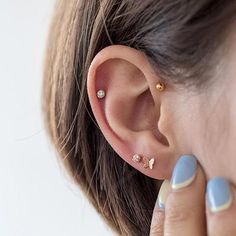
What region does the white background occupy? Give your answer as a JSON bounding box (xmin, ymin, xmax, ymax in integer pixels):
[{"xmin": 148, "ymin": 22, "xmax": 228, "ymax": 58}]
[{"xmin": 0, "ymin": 1, "xmax": 112, "ymax": 235}]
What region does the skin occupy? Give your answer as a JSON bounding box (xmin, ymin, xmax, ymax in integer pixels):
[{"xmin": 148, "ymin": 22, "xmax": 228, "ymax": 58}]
[
  {"xmin": 86, "ymin": 27, "xmax": 236, "ymax": 235},
  {"xmin": 149, "ymin": 167, "xmax": 236, "ymax": 235}
]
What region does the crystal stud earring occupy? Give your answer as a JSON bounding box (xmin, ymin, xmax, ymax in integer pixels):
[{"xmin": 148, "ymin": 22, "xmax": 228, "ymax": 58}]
[{"xmin": 97, "ymin": 89, "xmax": 106, "ymax": 99}]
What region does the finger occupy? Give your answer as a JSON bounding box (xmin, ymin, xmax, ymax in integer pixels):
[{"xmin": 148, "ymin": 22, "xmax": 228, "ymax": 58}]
[
  {"xmin": 206, "ymin": 177, "xmax": 236, "ymax": 236},
  {"xmin": 164, "ymin": 155, "xmax": 206, "ymax": 236},
  {"xmin": 150, "ymin": 180, "xmax": 171, "ymax": 236},
  {"xmin": 150, "ymin": 207, "xmax": 165, "ymax": 236}
]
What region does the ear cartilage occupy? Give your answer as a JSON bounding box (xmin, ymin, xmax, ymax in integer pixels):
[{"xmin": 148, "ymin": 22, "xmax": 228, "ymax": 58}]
[
  {"xmin": 132, "ymin": 154, "xmax": 142, "ymax": 163},
  {"xmin": 143, "ymin": 156, "xmax": 155, "ymax": 170},
  {"xmin": 96, "ymin": 89, "xmax": 106, "ymax": 99},
  {"xmin": 156, "ymin": 82, "xmax": 165, "ymax": 92}
]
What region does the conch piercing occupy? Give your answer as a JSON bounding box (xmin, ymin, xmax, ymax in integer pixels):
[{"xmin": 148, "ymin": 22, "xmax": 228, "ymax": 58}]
[
  {"xmin": 156, "ymin": 82, "xmax": 165, "ymax": 92},
  {"xmin": 132, "ymin": 154, "xmax": 155, "ymax": 170},
  {"xmin": 96, "ymin": 89, "xmax": 106, "ymax": 99}
]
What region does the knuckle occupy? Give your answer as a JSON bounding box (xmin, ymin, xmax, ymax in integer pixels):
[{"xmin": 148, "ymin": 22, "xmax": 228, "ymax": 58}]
[
  {"xmin": 150, "ymin": 225, "xmax": 163, "ymax": 236},
  {"xmin": 150, "ymin": 224, "xmax": 163, "ymax": 236},
  {"xmin": 150, "ymin": 209, "xmax": 164, "ymax": 236},
  {"xmin": 165, "ymin": 203, "xmax": 195, "ymax": 224}
]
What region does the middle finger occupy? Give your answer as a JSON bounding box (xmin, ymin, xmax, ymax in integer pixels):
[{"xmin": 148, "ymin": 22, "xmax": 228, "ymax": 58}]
[{"xmin": 164, "ymin": 155, "xmax": 206, "ymax": 236}]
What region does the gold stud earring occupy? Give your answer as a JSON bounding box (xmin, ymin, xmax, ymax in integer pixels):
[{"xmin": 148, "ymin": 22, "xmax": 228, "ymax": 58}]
[
  {"xmin": 156, "ymin": 82, "xmax": 165, "ymax": 92},
  {"xmin": 142, "ymin": 156, "xmax": 155, "ymax": 170},
  {"xmin": 132, "ymin": 154, "xmax": 155, "ymax": 170}
]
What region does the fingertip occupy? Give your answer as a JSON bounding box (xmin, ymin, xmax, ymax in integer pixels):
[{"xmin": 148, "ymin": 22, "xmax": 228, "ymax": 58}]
[
  {"xmin": 171, "ymin": 155, "xmax": 197, "ymax": 190},
  {"xmin": 157, "ymin": 179, "xmax": 171, "ymax": 210},
  {"xmin": 206, "ymin": 177, "xmax": 236, "ymax": 235},
  {"xmin": 207, "ymin": 177, "xmax": 233, "ymax": 213}
]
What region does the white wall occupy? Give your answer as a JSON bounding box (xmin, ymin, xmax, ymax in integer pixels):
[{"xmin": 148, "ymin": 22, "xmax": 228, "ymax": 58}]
[{"xmin": 0, "ymin": 1, "xmax": 113, "ymax": 235}]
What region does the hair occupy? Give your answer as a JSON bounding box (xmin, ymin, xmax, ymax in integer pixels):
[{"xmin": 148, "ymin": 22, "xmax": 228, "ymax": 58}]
[{"xmin": 42, "ymin": 0, "xmax": 236, "ymax": 235}]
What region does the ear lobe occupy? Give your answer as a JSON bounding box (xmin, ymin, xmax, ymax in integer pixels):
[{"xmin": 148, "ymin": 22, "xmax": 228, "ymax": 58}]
[{"xmin": 87, "ymin": 45, "xmax": 176, "ymax": 180}]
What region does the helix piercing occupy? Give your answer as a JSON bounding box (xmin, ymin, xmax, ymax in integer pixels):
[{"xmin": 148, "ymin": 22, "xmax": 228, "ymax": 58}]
[
  {"xmin": 156, "ymin": 82, "xmax": 165, "ymax": 92},
  {"xmin": 96, "ymin": 89, "xmax": 106, "ymax": 99}
]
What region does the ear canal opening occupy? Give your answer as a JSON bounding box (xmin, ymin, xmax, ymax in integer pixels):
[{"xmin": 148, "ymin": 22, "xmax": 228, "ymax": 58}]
[
  {"xmin": 141, "ymin": 88, "xmax": 170, "ymax": 147},
  {"xmin": 154, "ymin": 125, "xmax": 170, "ymax": 147}
]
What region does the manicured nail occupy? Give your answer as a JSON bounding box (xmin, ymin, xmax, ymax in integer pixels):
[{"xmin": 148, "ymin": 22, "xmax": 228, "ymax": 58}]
[
  {"xmin": 207, "ymin": 177, "xmax": 232, "ymax": 213},
  {"xmin": 171, "ymin": 155, "xmax": 197, "ymax": 190},
  {"xmin": 156, "ymin": 180, "xmax": 171, "ymax": 210}
]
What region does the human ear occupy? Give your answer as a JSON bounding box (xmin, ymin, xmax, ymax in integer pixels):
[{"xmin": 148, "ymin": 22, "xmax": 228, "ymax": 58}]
[{"xmin": 87, "ymin": 45, "xmax": 178, "ymax": 180}]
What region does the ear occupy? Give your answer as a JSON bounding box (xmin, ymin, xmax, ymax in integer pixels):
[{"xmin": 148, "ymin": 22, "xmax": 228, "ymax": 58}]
[{"xmin": 87, "ymin": 45, "xmax": 178, "ymax": 180}]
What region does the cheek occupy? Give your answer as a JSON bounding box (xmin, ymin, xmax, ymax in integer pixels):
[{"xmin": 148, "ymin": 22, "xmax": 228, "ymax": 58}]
[
  {"xmin": 223, "ymin": 99, "xmax": 236, "ymax": 180},
  {"xmin": 164, "ymin": 89, "xmax": 236, "ymax": 181},
  {"xmin": 172, "ymin": 95, "xmax": 226, "ymax": 177},
  {"xmin": 192, "ymin": 99, "xmax": 236, "ymax": 181},
  {"xmin": 171, "ymin": 97, "xmax": 204, "ymax": 155}
]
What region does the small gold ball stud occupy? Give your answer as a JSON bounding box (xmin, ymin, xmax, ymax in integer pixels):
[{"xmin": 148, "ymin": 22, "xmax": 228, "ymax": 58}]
[{"xmin": 156, "ymin": 82, "xmax": 165, "ymax": 92}]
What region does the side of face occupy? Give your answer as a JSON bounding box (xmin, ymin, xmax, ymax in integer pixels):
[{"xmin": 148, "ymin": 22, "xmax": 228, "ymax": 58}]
[
  {"xmin": 86, "ymin": 34, "xmax": 236, "ymax": 183},
  {"xmin": 185, "ymin": 34, "xmax": 236, "ymax": 182},
  {"xmin": 173, "ymin": 26, "xmax": 236, "ymax": 182}
]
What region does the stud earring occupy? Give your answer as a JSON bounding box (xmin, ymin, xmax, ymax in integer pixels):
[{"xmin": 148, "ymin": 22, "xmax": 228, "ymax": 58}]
[
  {"xmin": 97, "ymin": 89, "xmax": 106, "ymax": 99},
  {"xmin": 142, "ymin": 156, "xmax": 155, "ymax": 170},
  {"xmin": 132, "ymin": 154, "xmax": 155, "ymax": 170},
  {"xmin": 132, "ymin": 154, "xmax": 141, "ymax": 162},
  {"xmin": 156, "ymin": 82, "xmax": 165, "ymax": 92}
]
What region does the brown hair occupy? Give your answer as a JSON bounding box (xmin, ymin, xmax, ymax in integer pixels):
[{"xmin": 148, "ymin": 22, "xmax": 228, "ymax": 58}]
[{"xmin": 42, "ymin": 0, "xmax": 236, "ymax": 235}]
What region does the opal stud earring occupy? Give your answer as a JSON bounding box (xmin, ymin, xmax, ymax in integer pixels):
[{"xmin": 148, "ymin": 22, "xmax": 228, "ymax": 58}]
[
  {"xmin": 132, "ymin": 154, "xmax": 141, "ymax": 162},
  {"xmin": 97, "ymin": 89, "xmax": 106, "ymax": 99},
  {"xmin": 156, "ymin": 82, "xmax": 165, "ymax": 92}
]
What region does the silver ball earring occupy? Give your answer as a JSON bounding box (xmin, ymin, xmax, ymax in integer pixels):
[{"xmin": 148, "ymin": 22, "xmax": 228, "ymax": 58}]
[{"xmin": 97, "ymin": 89, "xmax": 106, "ymax": 99}]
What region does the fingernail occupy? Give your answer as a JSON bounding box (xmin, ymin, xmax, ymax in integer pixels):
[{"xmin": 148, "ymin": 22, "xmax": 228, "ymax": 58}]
[
  {"xmin": 171, "ymin": 155, "xmax": 197, "ymax": 190},
  {"xmin": 207, "ymin": 177, "xmax": 233, "ymax": 213},
  {"xmin": 156, "ymin": 180, "xmax": 171, "ymax": 210}
]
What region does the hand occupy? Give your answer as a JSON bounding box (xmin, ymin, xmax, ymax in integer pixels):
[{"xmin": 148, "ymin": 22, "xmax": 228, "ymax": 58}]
[{"xmin": 150, "ymin": 155, "xmax": 236, "ymax": 236}]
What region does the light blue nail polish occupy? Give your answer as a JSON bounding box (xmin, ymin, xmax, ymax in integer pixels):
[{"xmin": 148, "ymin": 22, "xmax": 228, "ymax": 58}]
[
  {"xmin": 158, "ymin": 202, "xmax": 165, "ymax": 210},
  {"xmin": 207, "ymin": 177, "xmax": 232, "ymax": 213},
  {"xmin": 157, "ymin": 180, "xmax": 171, "ymax": 210},
  {"xmin": 155, "ymin": 197, "xmax": 165, "ymax": 210},
  {"xmin": 171, "ymin": 155, "xmax": 197, "ymax": 190}
]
